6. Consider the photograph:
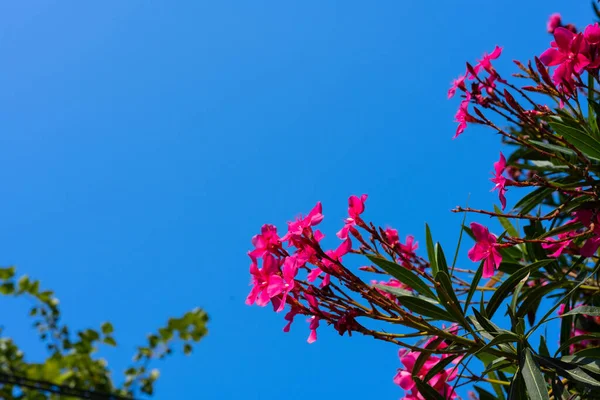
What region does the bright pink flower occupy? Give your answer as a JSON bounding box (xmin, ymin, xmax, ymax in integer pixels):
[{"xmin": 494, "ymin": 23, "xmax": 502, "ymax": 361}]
[
  {"xmin": 540, "ymin": 28, "xmax": 591, "ymax": 88},
  {"xmin": 307, "ymin": 316, "xmax": 320, "ymax": 344},
  {"xmin": 283, "ymin": 307, "xmax": 299, "ymax": 332},
  {"xmin": 307, "ymin": 238, "xmax": 352, "ymax": 287},
  {"xmin": 281, "ymin": 202, "xmax": 324, "ymax": 245},
  {"xmin": 547, "ymin": 13, "xmax": 562, "ymax": 33},
  {"xmin": 467, "ymin": 222, "xmax": 502, "ymax": 278},
  {"xmin": 250, "ymin": 224, "xmax": 280, "ymax": 258},
  {"xmin": 399, "ymin": 235, "xmax": 418, "ymax": 256},
  {"xmin": 448, "ymin": 74, "xmax": 466, "ymax": 99},
  {"xmin": 453, "ymin": 92, "xmax": 472, "ymax": 138},
  {"xmin": 267, "ymin": 254, "xmax": 302, "ymax": 312},
  {"xmin": 384, "ymin": 228, "xmax": 400, "ymax": 247},
  {"xmin": 542, "ymin": 219, "xmax": 578, "ymax": 257},
  {"xmin": 246, "ymin": 254, "xmax": 282, "ymax": 307},
  {"xmin": 490, "ymin": 152, "xmax": 508, "ymax": 210},
  {"xmin": 585, "ymin": 23, "xmax": 600, "ymax": 45},
  {"xmin": 474, "ymin": 46, "xmax": 502, "ymax": 75},
  {"xmin": 337, "ymin": 194, "xmax": 368, "ymax": 239},
  {"xmin": 394, "ymin": 341, "xmax": 459, "ymax": 399},
  {"xmin": 574, "ymin": 210, "xmax": 600, "ymax": 257},
  {"xmin": 543, "ymin": 232, "xmax": 574, "ymax": 258}
]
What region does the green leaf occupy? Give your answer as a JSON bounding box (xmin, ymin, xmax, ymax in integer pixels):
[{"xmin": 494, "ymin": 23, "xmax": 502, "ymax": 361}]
[
  {"xmin": 464, "ymin": 261, "xmax": 484, "ymax": 313},
  {"xmin": 474, "ymin": 386, "xmax": 497, "ymax": 400},
  {"xmin": 562, "ymin": 355, "xmax": 600, "ymax": 375},
  {"xmin": 435, "ymin": 243, "xmax": 449, "ymax": 277},
  {"xmin": 103, "ymin": 337, "xmax": 117, "ymax": 346},
  {"xmin": 367, "ymin": 255, "xmax": 436, "ymax": 299},
  {"xmin": 510, "ymin": 272, "xmax": 529, "ymax": 315},
  {"xmin": 556, "ymin": 334, "xmax": 600, "ymax": 357},
  {"xmin": 0, "ymin": 267, "xmax": 15, "ymax": 280},
  {"xmin": 514, "ymin": 187, "xmax": 554, "ymax": 215},
  {"xmin": 425, "ymin": 223, "xmax": 438, "ymax": 277},
  {"xmin": 508, "ymin": 367, "xmax": 525, "ymax": 400},
  {"xmin": 423, "ymin": 354, "xmax": 460, "ymax": 383},
  {"xmin": 529, "ymin": 140, "xmax": 577, "ymax": 158},
  {"xmin": 398, "ymin": 296, "xmax": 455, "ymax": 321},
  {"xmin": 560, "ymin": 306, "xmax": 600, "ymax": 317},
  {"xmin": 539, "ymin": 336, "xmax": 550, "ymax": 358},
  {"xmin": 516, "ymin": 282, "xmax": 560, "ymax": 318},
  {"xmin": 548, "ymin": 118, "xmax": 600, "ymax": 161},
  {"xmin": 373, "ymin": 284, "xmax": 439, "ymax": 304},
  {"xmin": 486, "ymin": 260, "xmax": 553, "ymax": 318},
  {"xmin": 434, "ymin": 271, "xmax": 466, "ymax": 326},
  {"xmin": 494, "ymin": 205, "xmax": 519, "ymax": 238},
  {"xmin": 101, "ymin": 322, "xmax": 114, "ymax": 335},
  {"xmin": 521, "ymin": 348, "xmax": 550, "ymax": 400},
  {"xmin": 537, "ymin": 355, "xmax": 600, "ymax": 387},
  {"xmin": 0, "ymin": 282, "xmax": 15, "ymax": 295},
  {"xmin": 413, "ymin": 378, "xmax": 445, "ymax": 400},
  {"xmin": 475, "ymin": 333, "xmax": 519, "ymax": 356}
]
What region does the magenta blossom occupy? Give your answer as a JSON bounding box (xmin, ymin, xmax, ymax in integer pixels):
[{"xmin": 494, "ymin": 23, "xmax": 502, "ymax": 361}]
[
  {"xmin": 394, "ymin": 335, "xmax": 459, "ymax": 399},
  {"xmin": 267, "ymin": 254, "xmax": 303, "ymax": 312},
  {"xmin": 246, "ymin": 253, "xmax": 282, "ymax": 307},
  {"xmin": 490, "ymin": 152, "xmax": 508, "ymax": 210},
  {"xmin": 474, "ymin": 45, "xmax": 502, "ymax": 75},
  {"xmin": 337, "ymin": 194, "xmax": 368, "ymax": 239},
  {"xmin": 447, "ymin": 74, "xmax": 466, "ymax": 99},
  {"xmin": 250, "ymin": 224, "xmax": 280, "ymax": 258},
  {"xmin": 547, "ymin": 13, "xmax": 562, "ymax": 33},
  {"xmin": 540, "ymin": 28, "xmax": 591, "ymax": 89},
  {"xmin": 281, "ymin": 202, "xmax": 324, "ymax": 245},
  {"xmin": 573, "ymin": 210, "xmax": 600, "ymax": 257},
  {"xmin": 585, "ymin": 23, "xmax": 600, "ymax": 45},
  {"xmin": 467, "ymin": 222, "xmax": 502, "ymax": 278},
  {"xmin": 307, "ymin": 238, "xmax": 352, "ymax": 287},
  {"xmin": 453, "ymin": 92, "xmax": 472, "ymax": 138}
]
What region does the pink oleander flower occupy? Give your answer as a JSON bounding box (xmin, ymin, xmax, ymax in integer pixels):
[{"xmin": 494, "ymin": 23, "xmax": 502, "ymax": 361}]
[
  {"xmin": 467, "ymin": 222, "xmax": 502, "ymax": 278},
  {"xmin": 394, "ymin": 336, "xmax": 459, "ymax": 399},
  {"xmin": 307, "ymin": 238, "xmax": 352, "ymax": 287},
  {"xmin": 490, "ymin": 152, "xmax": 508, "ymax": 210},
  {"xmin": 447, "ymin": 74, "xmax": 466, "ymax": 99},
  {"xmin": 400, "ymin": 235, "xmax": 418, "ymax": 256},
  {"xmin": 337, "ymin": 194, "xmax": 368, "ymax": 239},
  {"xmin": 540, "ymin": 28, "xmax": 591, "ymax": 89},
  {"xmin": 307, "ymin": 316, "xmax": 320, "ymax": 344},
  {"xmin": 267, "ymin": 254, "xmax": 303, "ymax": 312},
  {"xmin": 585, "ymin": 23, "xmax": 600, "ymax": 45},
  {"xmin": 474, "ymin": 46, "xmax": 502, "ymax": 75},
  {"xmin": 246, "ymin": 253, "xmax": 282, "ymax": 307},
  {"xmin": 281, "ymin": 202, "xmax": 324, "ymax": 246},
  {"xmin": 542, "ymin": 219, "xmax": 579, "ymax": 257},
  {"xmin": 573, "ymin": 210, "xmax": 600, "ymax": 257},
  {"xmin": 250, "ymin": 224, "xmax": 280, "ymax": 258},
  {"xmin": 547, "ymin": 13, "xmax": 562, "ymax": 33},
  {"xmin": 384, "ymin": 228, "xmax": 400, "ymax": 247},
  {"xmin": 454, "ymin": 92, "xmax": 472, "ymax": 138}
]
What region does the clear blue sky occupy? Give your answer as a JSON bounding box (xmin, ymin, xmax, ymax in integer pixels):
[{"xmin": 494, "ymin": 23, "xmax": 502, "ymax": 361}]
[{"xmin": 0, "ymin": 1, "xmax": 593, "ymax": 399}]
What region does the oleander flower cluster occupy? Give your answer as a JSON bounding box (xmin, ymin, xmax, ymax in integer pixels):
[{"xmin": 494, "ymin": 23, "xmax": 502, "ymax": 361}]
[{"xmin": 246, "ymin": 5, "xmax": 600, "ymax": 400}]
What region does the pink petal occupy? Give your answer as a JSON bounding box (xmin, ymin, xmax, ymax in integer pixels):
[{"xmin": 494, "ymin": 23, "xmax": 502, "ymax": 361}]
[
  {"xmin": 554, "ymin": 27, "xmax": 575, "ymax": 50},
  {"xmin": 539, "ymin": 48, "xmax": 566, "ymax": 66}
]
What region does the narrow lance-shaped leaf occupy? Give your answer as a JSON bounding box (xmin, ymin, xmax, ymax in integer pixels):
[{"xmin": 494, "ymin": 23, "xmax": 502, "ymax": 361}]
[
  {"xmin": 486, "ymin": 259, "xmax": 553, "ymax": 318},
  {"xmin": 521, "ymin": 348, "xmax": 550, "ymax": 400},
  {"xmin": 425, "ymin": 223, "xmax": 438, "ymax": 277},
  {"xmin": 367, "ymin": 255, "xmax": 436, "ymax": 299}
]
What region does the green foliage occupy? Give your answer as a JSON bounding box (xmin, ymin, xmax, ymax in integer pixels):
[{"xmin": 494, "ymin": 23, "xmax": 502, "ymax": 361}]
[{"xmin": 0, "ymin": 267, "xmax": 208, "ymax": 399}]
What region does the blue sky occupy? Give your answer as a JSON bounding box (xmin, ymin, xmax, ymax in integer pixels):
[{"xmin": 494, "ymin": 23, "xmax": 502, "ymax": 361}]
[{"xmin": 0, "ymin": 1, "xmax": 594, "ymax": 399}]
